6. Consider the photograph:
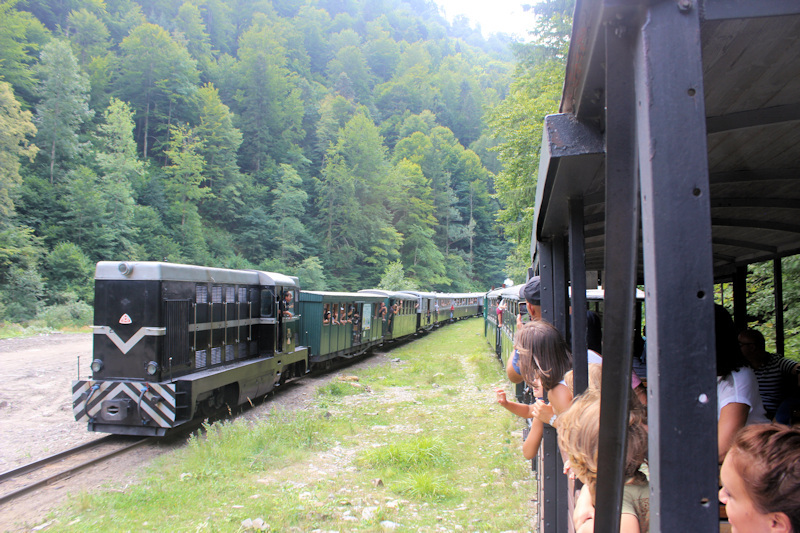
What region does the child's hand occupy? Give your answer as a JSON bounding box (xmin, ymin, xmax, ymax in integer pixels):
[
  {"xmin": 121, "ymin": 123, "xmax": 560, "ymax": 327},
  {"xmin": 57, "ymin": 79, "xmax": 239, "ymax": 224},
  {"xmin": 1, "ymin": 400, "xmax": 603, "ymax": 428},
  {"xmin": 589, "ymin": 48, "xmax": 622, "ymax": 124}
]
[
  {"xmin": 532, "ymin": 400, "xmax": 555, "ymax": 425},
  {"xmin": 495, "ymin": 388, "xmax": 508, "ymax": 406}
]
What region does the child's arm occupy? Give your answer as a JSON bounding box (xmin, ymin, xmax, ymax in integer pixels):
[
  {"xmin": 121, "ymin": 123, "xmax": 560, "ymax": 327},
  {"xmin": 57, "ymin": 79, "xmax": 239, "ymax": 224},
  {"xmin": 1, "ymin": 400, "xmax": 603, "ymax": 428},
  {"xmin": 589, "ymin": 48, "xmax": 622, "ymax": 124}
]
[
  {"xmin": 620, "ymin": 514, "xmax": 641, "ymax": 533},
  {"xmin": 496, "ymin": 388, "xmax": 534, "ymax": 418},
  {"xmin": 522, "ymin": 418, "xmax": 543, "ymax": 459}
]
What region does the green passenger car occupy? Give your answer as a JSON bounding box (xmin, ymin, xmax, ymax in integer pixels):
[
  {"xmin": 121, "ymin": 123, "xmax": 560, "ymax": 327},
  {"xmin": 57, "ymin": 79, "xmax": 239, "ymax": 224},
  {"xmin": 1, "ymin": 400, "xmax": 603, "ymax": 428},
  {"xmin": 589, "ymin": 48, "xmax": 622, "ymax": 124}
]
[{"xmin": 298, "ymin": 291, "xmax": 385, "ymax": 364}]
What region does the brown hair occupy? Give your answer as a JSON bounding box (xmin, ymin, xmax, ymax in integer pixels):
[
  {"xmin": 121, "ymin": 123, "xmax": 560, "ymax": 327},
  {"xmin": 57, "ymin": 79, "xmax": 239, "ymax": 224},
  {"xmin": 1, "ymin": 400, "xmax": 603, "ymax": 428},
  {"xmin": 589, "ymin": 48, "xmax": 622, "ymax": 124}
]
[
  {"xmin": 516, "ymin": 320, "xmax": 572, "ymax": 391},
  {"xmin": 729, "ymin": 424, "xmax": 800, "ymax": 532}
]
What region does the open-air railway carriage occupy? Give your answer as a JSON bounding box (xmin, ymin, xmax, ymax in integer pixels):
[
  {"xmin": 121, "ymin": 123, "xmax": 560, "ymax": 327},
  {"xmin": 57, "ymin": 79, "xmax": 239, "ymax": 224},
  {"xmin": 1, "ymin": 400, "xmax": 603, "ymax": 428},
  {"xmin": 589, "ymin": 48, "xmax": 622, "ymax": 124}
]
[{"xmin": 530, "ymin": 1, "xmax": 800, "ymax": 531}]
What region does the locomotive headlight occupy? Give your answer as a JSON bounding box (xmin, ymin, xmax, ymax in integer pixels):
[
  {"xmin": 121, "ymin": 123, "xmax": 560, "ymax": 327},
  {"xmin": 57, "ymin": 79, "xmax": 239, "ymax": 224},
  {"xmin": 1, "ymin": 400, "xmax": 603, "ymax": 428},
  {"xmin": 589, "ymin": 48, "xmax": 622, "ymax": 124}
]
[
  {"xmin": 91, "ymin": 359, "xmax": 104, "ymax": 373},
  {"xmin": 118, "ymin": 262, "xmax": 133, "ymax": 276},
  {"xmin": 146, "ymin": 361, "xmax": 159, "ymax": 375}
]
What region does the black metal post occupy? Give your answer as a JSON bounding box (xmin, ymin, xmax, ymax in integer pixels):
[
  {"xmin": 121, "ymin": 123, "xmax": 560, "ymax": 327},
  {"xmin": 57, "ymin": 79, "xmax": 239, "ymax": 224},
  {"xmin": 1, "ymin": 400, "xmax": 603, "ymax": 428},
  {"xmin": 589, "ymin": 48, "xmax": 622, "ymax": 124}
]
[
  {"xmin": 536, "ymin": 239, "xmax": 563, "ymax": 533},
  {"xmin": 733, "ymin": 266, "xmax": 748, "ymax": 330},
  {"xmin": 634, "ymin": 2, "xmax": 719, "ymax": 531},
  {"xmin": 569, "ymin": 198, "xmax": 589, "ymax": 396},
  {"xmin": 594, "ymin": 14, "xmax": 639, "ymax": 533},
  {"xmin": 774, "ymin": 258, "xmax": 784, "ymax": 354}
]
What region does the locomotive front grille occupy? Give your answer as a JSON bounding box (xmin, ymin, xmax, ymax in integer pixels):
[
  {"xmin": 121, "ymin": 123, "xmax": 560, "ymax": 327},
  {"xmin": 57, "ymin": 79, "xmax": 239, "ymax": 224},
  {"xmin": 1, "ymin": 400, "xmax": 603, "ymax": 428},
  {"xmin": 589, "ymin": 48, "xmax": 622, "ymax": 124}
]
[{"xmin": 165, "ymin": 299, "xmax": 191, "ymax": 367}]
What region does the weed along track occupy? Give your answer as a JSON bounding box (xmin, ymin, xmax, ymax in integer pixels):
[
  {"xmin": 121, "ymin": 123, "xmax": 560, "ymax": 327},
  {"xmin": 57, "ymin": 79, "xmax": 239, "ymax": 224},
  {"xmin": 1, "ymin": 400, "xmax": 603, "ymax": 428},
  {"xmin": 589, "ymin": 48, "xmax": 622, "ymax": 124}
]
[{"xmin": 2, "ymin": 320, "xmax": 536, "ymax": 531}]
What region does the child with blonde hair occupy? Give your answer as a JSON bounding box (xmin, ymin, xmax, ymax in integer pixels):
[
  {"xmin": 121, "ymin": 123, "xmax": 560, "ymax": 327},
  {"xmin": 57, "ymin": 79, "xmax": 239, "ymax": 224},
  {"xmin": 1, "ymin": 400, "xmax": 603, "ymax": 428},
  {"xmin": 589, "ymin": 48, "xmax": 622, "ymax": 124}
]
[{"xmin": 557, "ymin": 386, "xmax": 649, "ymax": 532}]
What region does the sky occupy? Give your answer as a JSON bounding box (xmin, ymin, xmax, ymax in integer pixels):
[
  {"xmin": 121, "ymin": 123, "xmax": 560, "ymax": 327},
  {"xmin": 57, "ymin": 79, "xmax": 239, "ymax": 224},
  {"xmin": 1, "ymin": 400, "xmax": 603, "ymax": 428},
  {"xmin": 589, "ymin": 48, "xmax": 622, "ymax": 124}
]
[{"xmin": 431, "ymin": 0, "xmax": 537, "ymax": 42}]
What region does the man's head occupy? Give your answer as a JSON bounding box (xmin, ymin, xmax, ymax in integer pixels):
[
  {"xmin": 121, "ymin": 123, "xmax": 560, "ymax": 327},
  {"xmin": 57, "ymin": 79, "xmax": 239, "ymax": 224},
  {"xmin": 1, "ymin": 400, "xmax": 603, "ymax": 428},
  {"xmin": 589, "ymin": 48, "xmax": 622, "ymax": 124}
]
[
  {"xmin": 738, "ymin": 328, "xmax": 767, "ymax": 364},
  {"xmin": 519, "ymin": 276, "xmax": 542, "ymax": 320}
]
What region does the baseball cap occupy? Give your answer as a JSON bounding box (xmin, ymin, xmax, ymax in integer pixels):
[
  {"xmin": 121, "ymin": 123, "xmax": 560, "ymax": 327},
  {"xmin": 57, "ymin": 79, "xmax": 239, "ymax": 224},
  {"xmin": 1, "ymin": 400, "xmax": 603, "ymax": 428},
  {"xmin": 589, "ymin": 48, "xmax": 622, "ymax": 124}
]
[{"xmin": 519, "ymin": 276, "xmax": 541, "ymax": 305}]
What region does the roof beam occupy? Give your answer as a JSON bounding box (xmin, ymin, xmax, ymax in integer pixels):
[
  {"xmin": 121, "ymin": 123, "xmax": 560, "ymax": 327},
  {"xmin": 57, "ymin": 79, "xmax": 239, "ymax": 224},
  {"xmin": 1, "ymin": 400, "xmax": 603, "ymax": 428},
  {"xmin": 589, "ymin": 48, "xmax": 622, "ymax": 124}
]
[
  {"xmin": 709, "ymin": 169, "xmax": 800, "ymax": 185},
  {"xmin": 712, "ymin": 218, "xmax": 800, "ymax": 234},
  {"xmin": 710, "ymin": 197, "xmax": 800, "ymax": 209},
  {"xmin": 701, "ymin": 0, "xmax": 800, "ymax": 20},
  {"xmin": 706, "ymin": 103, "xmax": 800, "ymax": 134},
  {"xmin": 712, "ymin": 237, "xmax": 778, "ymax": 254}
]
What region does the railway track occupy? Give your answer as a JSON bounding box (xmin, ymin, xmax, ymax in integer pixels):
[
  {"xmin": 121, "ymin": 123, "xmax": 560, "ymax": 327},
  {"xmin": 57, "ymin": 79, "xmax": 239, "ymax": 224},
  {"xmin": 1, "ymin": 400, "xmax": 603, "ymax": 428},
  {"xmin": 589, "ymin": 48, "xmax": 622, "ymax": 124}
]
[{"xmin": 0, "ymin": 435, "xmax": 154, "ymax": 506}]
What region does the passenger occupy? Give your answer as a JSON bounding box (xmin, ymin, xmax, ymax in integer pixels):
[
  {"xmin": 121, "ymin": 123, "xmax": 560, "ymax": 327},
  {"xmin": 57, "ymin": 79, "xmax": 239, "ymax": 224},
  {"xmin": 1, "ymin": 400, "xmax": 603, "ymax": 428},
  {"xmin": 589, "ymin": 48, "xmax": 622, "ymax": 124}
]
[
  {"xmin": 496, "ymin": 295, "xmax": 506, "ymax": 323},
  {"xmin": 558, "ymin": 387, "xmax": 649, "ymax": 533},
  {"xmin": 715, "ymin": 305, "xmax": 769, "ymax": 463},
  {"xmin": 507, "ymin": 276, "xmax": 544, "ymax": 383},
  {"xmin": 517, "ymin": 320, "xmax": 581, "ymax": 426},
  {"xmin": 738, "ymin": 328, "xmax": 800, "ymax": 421},
  {"xmin": 281, "ymin": 291, "xmax": 294, "ymax": 317},
  {"xmin": 378, "ymin": 302, "xmax": 387, "ymax": 322},
  {"xmin": 323, "ymin": 304, "xmax": 331, "ymax": 325},
  {"xmin": 719, "ymin": 424, "xmax": 800, "ymax": 533},
  {"xmin": 508, "ymin": 277, "xmax": 604, "ymax": 383}
]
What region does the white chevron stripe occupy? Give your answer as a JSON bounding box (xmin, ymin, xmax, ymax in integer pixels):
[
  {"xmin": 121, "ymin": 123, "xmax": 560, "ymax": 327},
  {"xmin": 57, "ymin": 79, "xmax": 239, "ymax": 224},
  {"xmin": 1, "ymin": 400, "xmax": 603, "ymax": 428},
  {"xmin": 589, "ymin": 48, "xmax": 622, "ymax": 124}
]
[{"xmin": 93, "ymin": 326, "xmax": 165, "ymax": 354}]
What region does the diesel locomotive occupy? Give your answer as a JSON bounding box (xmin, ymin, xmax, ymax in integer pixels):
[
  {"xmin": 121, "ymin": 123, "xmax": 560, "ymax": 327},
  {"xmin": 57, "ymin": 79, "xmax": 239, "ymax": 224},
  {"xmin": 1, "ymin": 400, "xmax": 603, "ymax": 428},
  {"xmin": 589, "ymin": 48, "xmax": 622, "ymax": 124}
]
[{"xmin": 73, "ymin": 261, "xmax": 483, "ymax": 436}]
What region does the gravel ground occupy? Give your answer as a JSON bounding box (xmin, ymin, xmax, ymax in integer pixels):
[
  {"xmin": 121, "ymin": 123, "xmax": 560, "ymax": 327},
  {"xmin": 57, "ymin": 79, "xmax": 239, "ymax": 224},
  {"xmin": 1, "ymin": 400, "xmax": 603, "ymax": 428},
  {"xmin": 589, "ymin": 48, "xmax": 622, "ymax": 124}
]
[{"xmin": 0, "ymin": 333, "xmax": 391, "ymax": 532}]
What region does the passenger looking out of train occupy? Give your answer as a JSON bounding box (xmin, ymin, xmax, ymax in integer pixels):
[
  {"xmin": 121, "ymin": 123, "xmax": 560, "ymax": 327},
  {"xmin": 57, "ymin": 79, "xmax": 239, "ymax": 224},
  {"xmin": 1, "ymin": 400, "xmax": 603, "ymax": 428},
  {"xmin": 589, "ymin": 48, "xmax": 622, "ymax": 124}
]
[
  {"xmin": 715, "ymin": 305, "xmax": 770, "ymax": 463},
  {"xmin": 507, "ymin": 276, "xmax": 605, "ymax": 384},
  {"xmin": 496, "ymin": 296, "xmax": 507, "ymax": 324},
  {"xmin": 323, "ymin": 304, "xmax": 331, "ymax": 325},
  {"xmin": 378, "ymin": 302, "xmax": 387, "ymax": 322},
  {"xmin": 719, "ymin": 424, "xmax": 800, "ymax": 533},
  {"xmin": 518, "ymin": 320, "xmax": 587, "ymax": 429},
  {"xmin": 281, "ymin": 291, "xmax": 294, "ymax": 317},
  {"xmin": 338, "ymin": 306, "xmax": 349, "ymax": 324},
  {"xmin": 558, "ymin": 386, "xmax": 650, "ymax": 533},
  {"xmin": 738, "ymin": 328, "xmax": 800, "ymax": 423}
]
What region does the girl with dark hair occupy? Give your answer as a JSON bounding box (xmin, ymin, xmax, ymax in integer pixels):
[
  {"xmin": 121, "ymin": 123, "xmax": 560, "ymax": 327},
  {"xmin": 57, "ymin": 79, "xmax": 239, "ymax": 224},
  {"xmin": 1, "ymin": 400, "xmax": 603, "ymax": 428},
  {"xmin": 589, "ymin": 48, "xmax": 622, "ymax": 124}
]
[
  {"xmin": 720, "ymin": 424, "xmax": 800, "ymax": 533},
  {"xmin": 715, "ymin": 305, "xmax": 769, "ymax": 462},
  {"xmin": 517, "ymin": 320, "xmax": 586, "ymax": 426}
]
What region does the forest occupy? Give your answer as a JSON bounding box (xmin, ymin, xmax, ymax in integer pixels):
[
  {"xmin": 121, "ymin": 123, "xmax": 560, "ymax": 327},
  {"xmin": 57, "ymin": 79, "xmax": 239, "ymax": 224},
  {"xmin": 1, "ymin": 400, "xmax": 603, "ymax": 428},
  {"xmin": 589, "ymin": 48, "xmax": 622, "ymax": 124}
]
[
  {"xmin": 0, "ymin": 0, "xmax": 548, "ymax": 326},
  {"xmin": 2, "ymin": 0, "xmax": 795, "ymax": 354}
]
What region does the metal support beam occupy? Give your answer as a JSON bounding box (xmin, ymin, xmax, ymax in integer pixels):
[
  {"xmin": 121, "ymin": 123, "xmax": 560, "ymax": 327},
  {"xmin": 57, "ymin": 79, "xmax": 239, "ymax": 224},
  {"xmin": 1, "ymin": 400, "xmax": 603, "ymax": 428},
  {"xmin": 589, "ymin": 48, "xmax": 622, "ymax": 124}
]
[
  {"xmin": 634, "ymin": 2, "xmax": 719, "ymax": 531},
  {"xmin": 594, "ymin": 17, "xmax": 639, "ymax": 533},
  {"xmin": 733, "ymin": 266, "xmax": 748, "ymax": 330},
  {"xmin": 775, "ymin": 259, "xmax": 784, "ymax": 355},
  {"xmin": 536, "ymin": 240, "xmax": 567, "ymax": 533},
  {"xmin": 569, "ymin": 197, "xmax": 589, "ymax": 396}
]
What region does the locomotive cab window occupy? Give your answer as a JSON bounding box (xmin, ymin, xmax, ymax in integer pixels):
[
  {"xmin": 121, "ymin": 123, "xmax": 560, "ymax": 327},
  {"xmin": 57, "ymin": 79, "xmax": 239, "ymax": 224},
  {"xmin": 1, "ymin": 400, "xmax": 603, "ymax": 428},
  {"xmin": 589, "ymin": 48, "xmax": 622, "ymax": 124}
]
[
  {"xmin": 260, "ymin": 288, "xmax": 275, "ymax": 317},
  {"xmin": 281, "ymin": 289, "xmax": 296, "ymax": 318}
]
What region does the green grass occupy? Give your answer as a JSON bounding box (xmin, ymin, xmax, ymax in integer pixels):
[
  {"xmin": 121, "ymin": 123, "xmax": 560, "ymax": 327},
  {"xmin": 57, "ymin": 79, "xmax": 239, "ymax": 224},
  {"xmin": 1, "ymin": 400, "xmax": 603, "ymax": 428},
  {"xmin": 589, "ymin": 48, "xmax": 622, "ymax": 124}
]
[{"xmin": 37, "ymin": 319, "xmax": 536, "ymax": 532}]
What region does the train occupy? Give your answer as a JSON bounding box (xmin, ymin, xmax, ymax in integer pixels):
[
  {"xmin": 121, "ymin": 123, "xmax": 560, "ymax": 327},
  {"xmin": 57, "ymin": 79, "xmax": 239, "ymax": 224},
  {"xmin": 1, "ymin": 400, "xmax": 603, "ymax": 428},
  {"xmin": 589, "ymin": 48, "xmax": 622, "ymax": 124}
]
[{"xmin": 72, "ymin": 261, "xmax": 484, "ymax": 436}]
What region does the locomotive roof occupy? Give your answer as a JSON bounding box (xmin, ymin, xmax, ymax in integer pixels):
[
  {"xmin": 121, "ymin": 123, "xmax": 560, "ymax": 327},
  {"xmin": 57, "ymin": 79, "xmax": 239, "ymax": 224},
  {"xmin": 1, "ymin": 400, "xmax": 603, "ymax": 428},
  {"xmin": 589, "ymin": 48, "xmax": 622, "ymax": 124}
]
[{"xmin": 95, "ymin": 261, "xmax": 299, "ymax": 288}]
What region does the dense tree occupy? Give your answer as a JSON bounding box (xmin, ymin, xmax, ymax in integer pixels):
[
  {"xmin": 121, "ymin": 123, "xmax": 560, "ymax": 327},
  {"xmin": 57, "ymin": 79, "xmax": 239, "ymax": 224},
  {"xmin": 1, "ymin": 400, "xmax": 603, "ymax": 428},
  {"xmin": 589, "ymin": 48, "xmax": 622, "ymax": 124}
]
[
  {"xmin": 388, "ymin": 159, "xmax": 446, "ymax": 287},
  {"xmin": 33, "ymin": 39, "xmax": 93, "ymax": 183},
  {"xmin": 0, "ymin": 81, "xmax": 38, "ymax": 220},
  {"xmin": 234, "ymin": 21, "xmax": 304, "ymax": 180},
  {"xmin": 116, "ymin": 23, "xmax": 199, "ymax": 159},
  {"xmin": 0, "ymin": 0, "xmax": 49, "ymax": 101},
  {"xmin": 173, "ymin": 1, "xmax": 215, "ymax": 77},
  {"xmin": 193, "ymin": 82, "xmax": 244, "ymax": 225},
  {"xmin": 42, "ymin": 241, "xmax": 93, "ymax": 303}
]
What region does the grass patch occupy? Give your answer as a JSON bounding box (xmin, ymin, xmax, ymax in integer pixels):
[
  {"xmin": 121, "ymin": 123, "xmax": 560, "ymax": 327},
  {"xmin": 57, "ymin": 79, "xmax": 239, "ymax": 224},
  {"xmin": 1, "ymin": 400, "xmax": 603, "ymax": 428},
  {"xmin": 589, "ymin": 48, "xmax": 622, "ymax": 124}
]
[
  {"xmin": 46, "ymin": 319, "xmax": 536, "ymax": 532},
  {"xmin": 361, "ymin": 435, "xmax": 451, "ymax": 470}
]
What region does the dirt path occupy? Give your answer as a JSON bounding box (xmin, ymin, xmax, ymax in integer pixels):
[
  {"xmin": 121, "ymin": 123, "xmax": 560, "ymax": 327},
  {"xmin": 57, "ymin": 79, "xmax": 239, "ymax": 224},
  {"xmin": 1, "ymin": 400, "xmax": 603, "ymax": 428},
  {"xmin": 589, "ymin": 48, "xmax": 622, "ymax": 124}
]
[{"xmin": 0, "ymin": 333, "xmax": 391, "ymax": 532}]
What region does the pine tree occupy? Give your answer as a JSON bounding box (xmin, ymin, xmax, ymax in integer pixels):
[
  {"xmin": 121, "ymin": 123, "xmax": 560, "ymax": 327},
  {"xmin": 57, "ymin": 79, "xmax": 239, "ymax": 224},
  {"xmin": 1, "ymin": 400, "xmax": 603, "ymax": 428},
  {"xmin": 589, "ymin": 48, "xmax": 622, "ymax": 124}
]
[{"xmin": 33, "ymin": 39, "xmax": 93, "ymax": 183}]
